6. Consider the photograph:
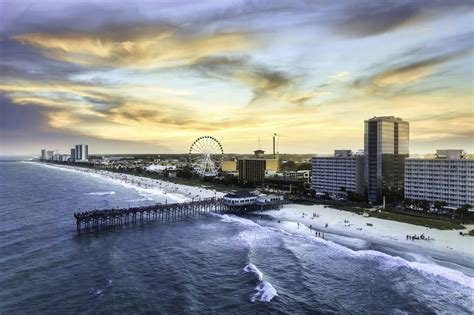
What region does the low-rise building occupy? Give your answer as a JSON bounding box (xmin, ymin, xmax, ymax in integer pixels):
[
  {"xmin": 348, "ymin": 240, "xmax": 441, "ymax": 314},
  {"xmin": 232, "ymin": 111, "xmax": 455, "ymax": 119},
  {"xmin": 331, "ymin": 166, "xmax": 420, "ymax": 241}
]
[
  {"xmin": 221, "ymin": 160, "xmax": 237, "ymax": 172},
  {"xmin": 311, "ymin": 150, "xmax": 365, "ymax": 197},
  {"xmin": 222, "ymin": 191, "xmax": 284, "ymax": 209},
  {"xmin": 405, "ymin": 150, "xmax": 473, "ymax": 209},
  {"xmin": 275, "ymin": 170, "xmax": 310, "ymax": 182}
]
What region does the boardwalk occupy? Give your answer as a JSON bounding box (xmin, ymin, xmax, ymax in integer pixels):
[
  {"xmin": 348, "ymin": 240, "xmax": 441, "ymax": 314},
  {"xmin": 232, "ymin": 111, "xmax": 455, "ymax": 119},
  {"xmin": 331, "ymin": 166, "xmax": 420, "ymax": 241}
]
[{"xmin": 74, "ymin": 198, "xmax": 225, "ymax": 233}]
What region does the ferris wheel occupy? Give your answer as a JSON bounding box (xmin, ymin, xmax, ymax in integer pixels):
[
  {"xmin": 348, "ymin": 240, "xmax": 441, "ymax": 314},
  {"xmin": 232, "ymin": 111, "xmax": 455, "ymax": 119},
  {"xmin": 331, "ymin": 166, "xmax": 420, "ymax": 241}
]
[{"xmin": 188, "ymin": 136, "xmax": 224, "ymax": 176}]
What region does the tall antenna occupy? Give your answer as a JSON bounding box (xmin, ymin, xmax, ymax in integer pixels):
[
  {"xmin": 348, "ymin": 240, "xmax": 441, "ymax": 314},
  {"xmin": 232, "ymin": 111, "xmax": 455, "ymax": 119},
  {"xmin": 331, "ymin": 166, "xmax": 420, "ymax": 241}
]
[
  {"xmin": 258, "ymin": 136, "xmax": 261, "ymax": 150},
  {"xmin": 273, "ymin": 133, "xmax": 278, "ymax": 158}
]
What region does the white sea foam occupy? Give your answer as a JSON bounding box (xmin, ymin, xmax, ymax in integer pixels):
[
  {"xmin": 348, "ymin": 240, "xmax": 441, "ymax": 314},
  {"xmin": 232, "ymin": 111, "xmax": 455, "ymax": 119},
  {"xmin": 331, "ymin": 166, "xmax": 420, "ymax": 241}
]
[
  {"xmin": 244, "ymin": 263, "xmax": 263, "ymax": 281},
  {"xmin": 94, "ymin": 279, "xmax": 113, "ymax": 296},
  {"xmin": 243, "ymin": 263, "xmax": 278, "ymax": 302},
  {"xmin": 354, "ymin": 249, "xmax": 474, "ymax": 289},
  {"xmin": 245, "ymin": 223, "xmax": 474, "ymax": 290},
  {"xmin": 86, "ymin": 191, "xmax": 115, "ymax": 196},
  {"xmin": 251, "ymin": 281, "xmax": 278, "ymax": 303},
  {"xmin": 212, "ymin": 213, "xmax": 261, "ymax": 227}
]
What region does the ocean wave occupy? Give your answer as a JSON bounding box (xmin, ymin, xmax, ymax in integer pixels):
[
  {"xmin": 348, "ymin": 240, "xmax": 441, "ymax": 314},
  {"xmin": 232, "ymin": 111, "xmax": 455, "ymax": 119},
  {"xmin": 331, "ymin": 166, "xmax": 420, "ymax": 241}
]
[
  {"xmin": 127, "ymin": 197, "xmax": 154, "ymax": 202},
  {"xmin": 354, "ymin": 250, "xmax": 474, "ymax": 290},
  {"xmin": 86, "ymin": 191, "xmax": 115, "ymax": 196},
  {"xmin": 269, "ymin": 226, "xmax": 474, "ymax": 290},
  {"xmin": 252, "ymin": 281, "xmax": 278, "ymax": 303},
  {"xmin": 212, "ymin": 213, "xmax": 261, "ymax": 227},
  {"xmin": 229, "ymin": 219, "xmax": 474, "ymax": 291},
  {"xmin": 244, "ymin": 263, "xmax": 263, "ymax": 281},
  {"xmin": 94, "ymin": 279, "xmax": 113, "ymax": 296},
  {"xmin": 243, "ymin": 263, "xmax": 278, "ymax": 302}
]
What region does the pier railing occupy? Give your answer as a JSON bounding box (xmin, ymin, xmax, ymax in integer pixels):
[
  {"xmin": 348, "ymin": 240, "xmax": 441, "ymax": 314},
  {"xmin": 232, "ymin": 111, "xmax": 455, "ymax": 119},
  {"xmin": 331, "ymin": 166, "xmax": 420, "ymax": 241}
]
[
  {"xmin": 74, "ymin": 198, "xmax": 226, "ymax": 233},
  {"xmin": 74, "ymin": 197, "xmax": 286, "ymax": 233}
]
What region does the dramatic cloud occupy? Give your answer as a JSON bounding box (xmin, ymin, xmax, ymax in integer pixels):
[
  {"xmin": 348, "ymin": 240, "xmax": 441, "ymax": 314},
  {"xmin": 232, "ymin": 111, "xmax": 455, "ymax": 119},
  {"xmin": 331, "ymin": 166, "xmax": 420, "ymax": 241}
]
[
  {"xmin": 1, "ymin": 0, "xmax": 473, "ymax": 154},
  {"xmin": 14, "ymin": 27, "xmax": 254, "ymax": 69},
  {"xmin": 352, "ymin": 33, "xmax": 474, "ymax": 96}
]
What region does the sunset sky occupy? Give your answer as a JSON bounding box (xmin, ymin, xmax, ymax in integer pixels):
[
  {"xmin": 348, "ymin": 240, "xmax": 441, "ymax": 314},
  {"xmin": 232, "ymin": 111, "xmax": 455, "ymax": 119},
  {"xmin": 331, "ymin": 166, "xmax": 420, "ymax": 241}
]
[{"xmin": 1, "ymin": 0, "xmax": 473, "ymax": 155}]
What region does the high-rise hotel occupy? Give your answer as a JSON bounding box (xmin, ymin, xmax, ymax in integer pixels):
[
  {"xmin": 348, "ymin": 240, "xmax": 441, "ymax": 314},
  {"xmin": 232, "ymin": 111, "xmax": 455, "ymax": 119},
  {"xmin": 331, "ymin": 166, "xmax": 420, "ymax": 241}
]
[
  {"xmin": 405, "ymin": 150, "xmax": 473, "ymax": 208},
  {"xmin": 364, "ymin": 116, "xmax": 409, "ymax": 202},
  {"xmin": 311, "ymin": 150, "xmax": 365, "ymax": 197},
  {"xmin": 74, "ymin": 144, "xmax": 89, "ymax": 161}
]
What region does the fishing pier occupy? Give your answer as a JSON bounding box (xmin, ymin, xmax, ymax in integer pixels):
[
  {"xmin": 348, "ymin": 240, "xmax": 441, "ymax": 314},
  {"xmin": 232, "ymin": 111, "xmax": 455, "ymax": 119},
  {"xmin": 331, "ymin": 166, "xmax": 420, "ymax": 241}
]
[{"xmin": 74, "ymin": 193, "xmax": 285, "ymax": 233}]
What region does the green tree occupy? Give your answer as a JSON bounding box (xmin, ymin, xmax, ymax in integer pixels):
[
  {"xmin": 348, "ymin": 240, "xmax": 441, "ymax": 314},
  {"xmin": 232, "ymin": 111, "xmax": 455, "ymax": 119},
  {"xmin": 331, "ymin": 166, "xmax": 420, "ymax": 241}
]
[
  {"xmin": 297, "ymin": 162, "xmax": 312, "ymax": 171},
  {"xmin": 347, "ymin": 191, "xmax": 365, "ymax": 202},
  {"xmin": 281, "ymin": 160, "xmax": 297, "ymax": 171},
  {"xmin": 433, "ymin": 200, "xmax": 447, "ymax": 212},
  {"xmin": 457, "ymin": 204, "xmax": 471, "ymax": 219},
  {"xmin": 177, "ymin": 166, "xmax": 193, "ymax": 179},
  {"xmin": 418, "ymin": 199, "xmax": 430, "ymax": 211}
]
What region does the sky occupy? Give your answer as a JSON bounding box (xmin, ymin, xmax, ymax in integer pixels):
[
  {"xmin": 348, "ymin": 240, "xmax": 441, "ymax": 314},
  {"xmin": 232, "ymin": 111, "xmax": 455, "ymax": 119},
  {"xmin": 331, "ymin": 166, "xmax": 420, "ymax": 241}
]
[{"xmin": 0, "ymin": 0, "xmax": 473, "ymax": 155}]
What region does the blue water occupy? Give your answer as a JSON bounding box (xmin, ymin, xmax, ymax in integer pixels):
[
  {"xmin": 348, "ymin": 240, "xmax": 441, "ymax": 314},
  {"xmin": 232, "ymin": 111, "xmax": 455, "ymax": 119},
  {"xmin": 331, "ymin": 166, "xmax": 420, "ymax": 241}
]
[{"xmin": 0, "ymin": 162, "xmax": 473, "ymax": 313}]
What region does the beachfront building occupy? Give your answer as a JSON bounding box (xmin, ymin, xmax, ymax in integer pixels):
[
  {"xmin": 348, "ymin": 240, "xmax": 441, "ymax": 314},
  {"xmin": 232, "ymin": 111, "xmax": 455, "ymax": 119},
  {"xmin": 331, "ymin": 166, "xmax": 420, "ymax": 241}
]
[
  {"xmin": 238, "ymin": 159, "xmax": 266, "ymax": 184},
  {"xmin": 405, "ymin": 150, "xmax": 474, "ymax": 209},
  {"xmin": 74, "ymin": 144, "xmax": 89, "ymax": 161},
  {"xmin": 364, "ymin": 116, "xmax": 409, "ymax": 202},
  {"xmin": 311, "ymin": 150, "xmax": 365, "ymax": 198},
  {"xmin": 70, "ymin": 148, "xmax": 76, "ymax": 162},
  {"xmin": 223, "ymin": 191, "xmax": 258, "ymax": 206},
  {"xmin": 40, "ymin": 149, "xmax": 46, "ymax": 160},
  {"xmin": 223, "ymin": 191, "xmax": 284, "ymax": 210},
  {"xmin": 59, "ymin": 154, "xmax": 70, "ymax": 162},
  {"xmin": 237, "ymin": 150, "xmax": 279, "ymax": 185}
]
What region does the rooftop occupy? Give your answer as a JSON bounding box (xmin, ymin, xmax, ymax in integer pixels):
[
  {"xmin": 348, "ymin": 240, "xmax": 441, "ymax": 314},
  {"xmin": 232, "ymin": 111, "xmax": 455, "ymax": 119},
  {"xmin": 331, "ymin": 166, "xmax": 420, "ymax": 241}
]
[
  {"xmin": 365, "ymin": 116, "xmax": 407, "ymax": 123},
  {"xmin": 224, "ymin": 191, "xmax": 257, "ymax": 198}
]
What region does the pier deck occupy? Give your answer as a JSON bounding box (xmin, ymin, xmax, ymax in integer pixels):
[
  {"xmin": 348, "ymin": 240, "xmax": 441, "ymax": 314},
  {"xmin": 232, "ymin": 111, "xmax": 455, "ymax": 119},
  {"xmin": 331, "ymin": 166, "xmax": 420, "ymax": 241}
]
[{"xmin": 74, "ymin": 197, "xmax": 284, "ymax": 233}]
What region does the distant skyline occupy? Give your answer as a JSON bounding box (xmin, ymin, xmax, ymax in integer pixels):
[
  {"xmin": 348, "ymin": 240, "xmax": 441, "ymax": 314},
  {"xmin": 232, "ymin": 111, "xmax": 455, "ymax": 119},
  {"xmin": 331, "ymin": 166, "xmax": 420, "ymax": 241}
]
[{"xmin": 1, "ymin": 0, "xmax": 473, "ymax": 155}]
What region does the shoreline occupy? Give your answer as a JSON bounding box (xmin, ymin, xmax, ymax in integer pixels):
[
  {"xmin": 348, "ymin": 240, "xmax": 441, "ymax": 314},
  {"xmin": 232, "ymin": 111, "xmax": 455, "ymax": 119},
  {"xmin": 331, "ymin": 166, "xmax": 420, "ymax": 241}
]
[
  {"xmin": 29, "ymin": 161, "xmax": 224, "ymax": 204},
  {"xmin": 255, "ymin": 204, "xmax": 474, "ymax": 267},
  {"xmin": 28, "ymin": 161, "xmax": 474, "ymax": 269}
]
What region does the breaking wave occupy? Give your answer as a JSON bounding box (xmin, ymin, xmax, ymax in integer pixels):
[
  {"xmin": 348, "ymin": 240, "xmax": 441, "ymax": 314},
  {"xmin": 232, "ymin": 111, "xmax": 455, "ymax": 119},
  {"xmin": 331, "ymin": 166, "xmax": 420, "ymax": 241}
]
[
  {"xmin": 218, "ymin": 214, "xmax": 474, "ymax": 290},
  {"xmin": 244, "ymin": 263, "xmax": 278, "ymax": 303},
  {"xmin": 86, "ymin": 191, "xmax": 115, "ymax": 196}
]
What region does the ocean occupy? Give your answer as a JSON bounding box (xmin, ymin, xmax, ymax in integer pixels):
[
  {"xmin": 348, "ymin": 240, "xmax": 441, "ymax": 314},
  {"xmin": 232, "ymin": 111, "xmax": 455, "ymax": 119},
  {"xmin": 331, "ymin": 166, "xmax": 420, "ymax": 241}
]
[{"xmin": 0, "ymin": 161, "xmax": 473, "ymax": 313}]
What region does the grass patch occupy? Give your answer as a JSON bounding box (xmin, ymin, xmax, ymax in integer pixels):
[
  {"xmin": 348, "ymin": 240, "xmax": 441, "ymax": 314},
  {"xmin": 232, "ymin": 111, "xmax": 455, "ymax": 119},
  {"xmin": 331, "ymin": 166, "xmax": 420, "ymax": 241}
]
[{"xmin": 367, "ymin": 211, "xmax": 465, "ymax": 230}]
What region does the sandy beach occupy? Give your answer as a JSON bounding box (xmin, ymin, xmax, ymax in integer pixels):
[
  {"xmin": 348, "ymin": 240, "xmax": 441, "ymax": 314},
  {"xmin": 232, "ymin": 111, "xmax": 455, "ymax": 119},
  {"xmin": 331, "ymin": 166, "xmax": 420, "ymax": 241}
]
[{"xmin": 259, "ymin": 204, "xmax": 474, "ymax": 262}]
